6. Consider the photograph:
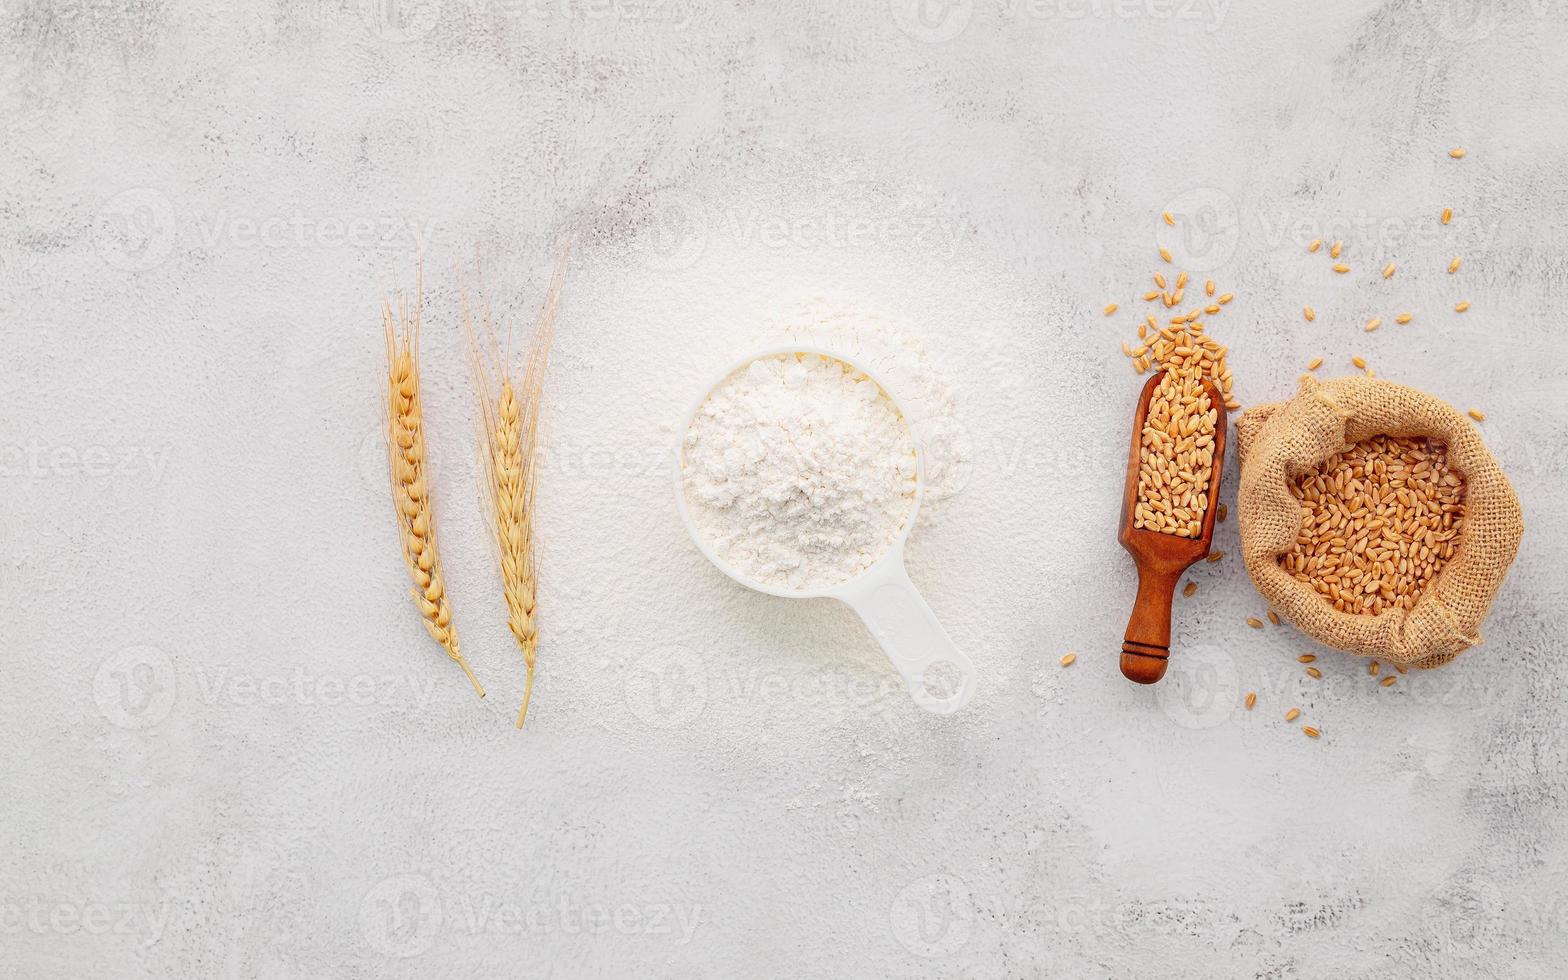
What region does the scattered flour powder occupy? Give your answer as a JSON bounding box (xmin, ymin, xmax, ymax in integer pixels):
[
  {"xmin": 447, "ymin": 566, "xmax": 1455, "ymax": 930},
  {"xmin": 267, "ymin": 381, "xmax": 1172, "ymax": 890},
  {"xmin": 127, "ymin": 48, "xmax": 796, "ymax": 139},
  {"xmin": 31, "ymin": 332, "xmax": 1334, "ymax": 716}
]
[{"xmin": 682, "ymin": 352, "xmax": 917, "ymax": 590}]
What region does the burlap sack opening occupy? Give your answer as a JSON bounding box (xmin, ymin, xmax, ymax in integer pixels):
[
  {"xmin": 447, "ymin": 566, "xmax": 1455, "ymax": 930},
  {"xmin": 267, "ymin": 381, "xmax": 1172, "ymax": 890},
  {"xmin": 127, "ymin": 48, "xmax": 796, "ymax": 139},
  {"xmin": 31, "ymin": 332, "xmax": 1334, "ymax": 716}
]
[{"xmin": 1235, "ymin": 376, "xmax": 1523, "ymax": 669}]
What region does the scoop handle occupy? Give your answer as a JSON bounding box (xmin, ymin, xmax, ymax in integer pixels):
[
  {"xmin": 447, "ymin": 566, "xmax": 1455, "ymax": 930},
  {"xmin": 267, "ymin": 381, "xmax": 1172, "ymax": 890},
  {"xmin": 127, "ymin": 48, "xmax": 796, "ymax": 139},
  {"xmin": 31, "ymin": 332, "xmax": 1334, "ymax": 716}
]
[
  {"xmin": 1121, "ymin": 562, "xmax": 1183, "ymax": 684},
  {"xmin": 836, "ymin": 556, "xmax": 976, "ymax": 714}
]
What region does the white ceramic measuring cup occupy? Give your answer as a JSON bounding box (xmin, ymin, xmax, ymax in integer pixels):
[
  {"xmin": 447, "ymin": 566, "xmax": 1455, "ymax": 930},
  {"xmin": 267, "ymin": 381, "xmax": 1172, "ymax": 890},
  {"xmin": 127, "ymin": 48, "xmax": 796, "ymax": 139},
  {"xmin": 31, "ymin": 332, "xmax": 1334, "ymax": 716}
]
[{"xmin": 673, "ymin": 346, "xmax": 977, "ymax": 715}]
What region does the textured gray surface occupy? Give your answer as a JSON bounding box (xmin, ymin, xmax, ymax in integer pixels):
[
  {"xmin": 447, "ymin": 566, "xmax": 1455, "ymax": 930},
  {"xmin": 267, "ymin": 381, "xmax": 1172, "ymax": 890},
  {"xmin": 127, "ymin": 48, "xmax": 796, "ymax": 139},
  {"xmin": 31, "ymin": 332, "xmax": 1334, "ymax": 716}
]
[{"xmin": 4, "ymin": 1, "xmax": 1567, "ymax": 977}]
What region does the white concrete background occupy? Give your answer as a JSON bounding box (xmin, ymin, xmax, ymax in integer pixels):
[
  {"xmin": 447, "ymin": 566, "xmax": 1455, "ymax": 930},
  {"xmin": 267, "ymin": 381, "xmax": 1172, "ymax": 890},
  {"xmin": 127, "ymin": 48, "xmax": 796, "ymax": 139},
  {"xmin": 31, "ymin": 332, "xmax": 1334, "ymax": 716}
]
[{"xmin": 3, "ymin": 0, "xmax": 1566, "ymax": 976}]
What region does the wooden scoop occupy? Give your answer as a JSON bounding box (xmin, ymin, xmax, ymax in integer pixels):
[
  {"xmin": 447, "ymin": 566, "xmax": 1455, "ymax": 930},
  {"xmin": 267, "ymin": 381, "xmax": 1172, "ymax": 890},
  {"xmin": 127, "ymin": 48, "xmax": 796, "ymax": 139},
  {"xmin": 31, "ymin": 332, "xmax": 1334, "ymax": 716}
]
[{"xmin": 1117, "ymin": 370, "xmax": 1228, "ymax": 685}]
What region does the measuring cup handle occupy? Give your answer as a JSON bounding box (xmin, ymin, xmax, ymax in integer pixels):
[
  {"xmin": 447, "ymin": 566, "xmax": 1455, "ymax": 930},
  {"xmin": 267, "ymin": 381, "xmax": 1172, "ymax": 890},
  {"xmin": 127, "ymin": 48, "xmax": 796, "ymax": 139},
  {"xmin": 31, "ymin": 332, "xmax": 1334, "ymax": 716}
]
[{"xmin": 837, "ymin": 557, "xmax": 976, "ymax": 714}]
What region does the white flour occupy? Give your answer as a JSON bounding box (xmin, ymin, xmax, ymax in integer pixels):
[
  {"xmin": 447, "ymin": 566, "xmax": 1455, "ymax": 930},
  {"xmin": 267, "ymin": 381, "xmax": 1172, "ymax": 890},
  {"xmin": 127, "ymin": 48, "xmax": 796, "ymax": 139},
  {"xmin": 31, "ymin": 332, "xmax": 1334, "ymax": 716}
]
[
  {"xmin": 764, "ymin": 303, "xmax": 972, "ymax": 508},
  {"xmin": 681, "ymin": 352, "xmax": 917, "ymax": 590}
]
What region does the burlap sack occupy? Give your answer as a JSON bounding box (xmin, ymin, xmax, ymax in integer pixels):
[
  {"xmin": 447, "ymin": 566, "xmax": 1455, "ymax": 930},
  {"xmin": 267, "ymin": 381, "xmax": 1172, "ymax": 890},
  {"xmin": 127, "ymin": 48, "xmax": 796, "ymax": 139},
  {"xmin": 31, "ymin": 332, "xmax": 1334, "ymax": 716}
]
[{"xmin": 1235, "ymin": 375, "xmax": 1523, "ymax": 669}]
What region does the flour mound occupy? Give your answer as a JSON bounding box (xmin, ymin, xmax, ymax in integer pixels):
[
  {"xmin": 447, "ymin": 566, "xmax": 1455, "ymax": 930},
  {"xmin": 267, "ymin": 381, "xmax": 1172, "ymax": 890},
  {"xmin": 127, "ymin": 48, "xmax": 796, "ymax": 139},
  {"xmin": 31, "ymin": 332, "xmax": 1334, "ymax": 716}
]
[{"xmin": 682, "ymin": 352, "xmax": 917, "ymax": 590}]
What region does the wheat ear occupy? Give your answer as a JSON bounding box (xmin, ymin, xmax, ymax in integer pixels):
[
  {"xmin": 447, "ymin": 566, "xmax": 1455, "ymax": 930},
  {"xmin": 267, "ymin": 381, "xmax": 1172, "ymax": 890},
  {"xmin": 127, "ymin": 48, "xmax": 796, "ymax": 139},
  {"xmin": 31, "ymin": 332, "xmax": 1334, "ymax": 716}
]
[
  {"xmin": 465, "ymin": 248, "xmax": 566, "ymax": 728},
  {"xmin": 384, "ymin": 273, "xmax": 485, "ymax": 698}
]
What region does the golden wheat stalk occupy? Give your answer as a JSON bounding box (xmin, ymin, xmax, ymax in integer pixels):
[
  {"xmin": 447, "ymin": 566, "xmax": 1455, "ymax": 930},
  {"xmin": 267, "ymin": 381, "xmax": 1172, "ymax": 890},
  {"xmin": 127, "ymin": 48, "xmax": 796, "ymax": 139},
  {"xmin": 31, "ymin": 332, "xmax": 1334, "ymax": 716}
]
[
  {"xmin": 464, "ymin": 248, "xmax": 567, "ymax": 728},
  {"xmin": 384, "ymin": 271, "xmax": 484, "ymax": 698}
]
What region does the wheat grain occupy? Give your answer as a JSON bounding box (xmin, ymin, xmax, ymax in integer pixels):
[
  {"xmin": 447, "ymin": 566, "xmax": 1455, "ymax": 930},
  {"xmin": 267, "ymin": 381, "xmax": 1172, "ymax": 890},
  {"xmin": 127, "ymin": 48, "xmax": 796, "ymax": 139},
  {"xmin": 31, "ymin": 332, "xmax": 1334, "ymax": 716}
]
[
  {"xmin": 1159, "ymin": 247, "xmax": 1173, "ymax": 263},
  {"xmin": 1304, "ymin": 306, "xmax": 1316, "ymax": 322},
  {"xmin": 1131, "ymin": 373, "xmax": 1219, "ymax": 538},
  {"xmin": 1330, "ymin": 241, "xmax": 1343, "ymax": 259},
  {"xmin": 1163, "ymin": 211, "xmax": 1175, "ymax": 226},
  {"xmin": 1183, "ymin": 581, "xmax": 1198, "ymax": 598},
  {"xmin": 1468, "ymin": 409, "xmax": 1486, "ymax": 422},
  {"xmin": 1307, "ymin": 356, "xmax": 1323, "ymax": 370},
  {"xmin": 465, "ymin": 248, "xmax": 569, "ymax": 727},
  {"xmin": 1441, "ymin": 207, "xmax": 1453, "ymax": 225},
  {"xmin": 1298, "ymin": 654, "xmax": 1317, "ymax": 663},
  {"xmin": 1246, "ymin": 617, "xmax": 1263, "ymax": 629},
  {"xmin": 1332, "ymin": 263, "xmax": 1351, "ymax": 274},
  {"xmin": 1245, "ymin": 692, "xmax": 1257, "ymax": 710},
  {"xmin": 1382, "ymin": 263, "xmax": 1396, "ymax": 279},
  {"xmin": 1380, "ymin": 676, "xmax": 1397, "ymax": 688},
  {"xmin": 1278, "ymin": 435, "xmax": 1466, "ymax": 616},
  {"xmin": 1395, "ymin": 313, "xmax": 1412, "ymax": 324},
  {"xmin": 384, "ymin": 271, "xmax": 485, "ymax": 699},
  {"xmin": 1104, "ymin": 303, "xmax": 1119, "ymax": 315},
  {"xmin": 1060, "ymin": 652, "xmax": 1078, "ymax": 667},
  {"xmin": 1284, "ymin": 708, "xmax": 1301, "ymax": 722},
  {"xmin": 1305, "ymin": 666, "xmax": 1323, "ymax": 679},
  {"xmin": 1448, "ymin": 257, "xmax": 1462, "ymax": 274},
  {"xmin": 1365, "ymin": 318, "xmax": 1382, "ymax": 333},
  {"xmin": 1369, "ymin": 661, "xmax": 1379, "ymax": 676},
  {"xmin": 1308, "ymin": 239, "xmax": 1322, "ymax": 253},
  {"xmin": 1449, "ymin": 148, "xmax": 1466, "ymax": 159},
  {"xmin": 1303, "ymin": 726, "xmax": 1321, "ymax": 738},
  {"xmin": 1455, "ymin": 301, "xmax": 1471, "ymax": 312}
]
